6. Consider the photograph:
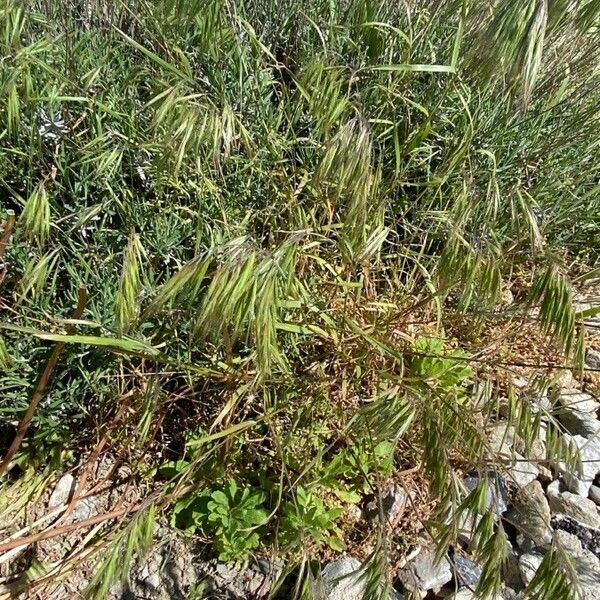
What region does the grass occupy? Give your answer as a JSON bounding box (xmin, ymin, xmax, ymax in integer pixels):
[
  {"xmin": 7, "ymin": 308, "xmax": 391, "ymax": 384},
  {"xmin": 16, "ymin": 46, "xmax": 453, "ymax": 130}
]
[{"xmin": 0, "ymin": 0, "xmax": 599, "ymax": 598}]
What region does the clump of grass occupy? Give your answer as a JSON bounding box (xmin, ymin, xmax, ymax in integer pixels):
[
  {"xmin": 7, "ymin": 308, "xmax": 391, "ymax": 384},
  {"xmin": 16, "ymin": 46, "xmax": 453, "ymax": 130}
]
[{"xmin": 0, "ymin": 1, "xmax": 599, "ymax": 598}]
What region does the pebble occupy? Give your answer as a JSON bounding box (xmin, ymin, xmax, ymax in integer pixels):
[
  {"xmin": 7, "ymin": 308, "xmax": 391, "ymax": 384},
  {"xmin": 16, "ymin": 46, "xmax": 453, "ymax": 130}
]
[
  {"xmin": 48, "ymin": 474, "xmax": 75, "ymax": 508},
  {"xmin": 561, "ymin": 434, "xmax": 600, "ymax": 496}
]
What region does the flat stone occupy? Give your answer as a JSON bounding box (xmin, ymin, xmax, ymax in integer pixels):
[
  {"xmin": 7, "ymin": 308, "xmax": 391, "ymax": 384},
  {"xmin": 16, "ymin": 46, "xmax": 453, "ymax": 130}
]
[
  {"xmin": 561, "ymin": 434, "xmax": 600, "ymax": 496},
  {"xmin": 557, "ymin": 407, "xmax": 600, "ymax": 437},
  {"xmin": 399, "ymin": 548, "xmax": 452, "ymax": 595},
  {"xmin": 546, "ymin": 480, "xmax": 600, "ymax": 528},
  {"xmin": 48, "ymin": 474, "xmax": 75, "ymax": 508},
  {"xmin": 507, "ymin": 457, "xmax": 539, "ymax": 488},
  {"xmin": 586, "ymin": 349, "xmax": 600, "ymax": 370},
  {"xmin": 485, "ymin": 424, "xmax": 539, "ymax": 487},
  {"xmin": 506, "ymin": 481, "xmax": 552, "ymax": 546},
  {"xmin": 322, "ymin": 557, "xmax": 403, "ymax": 600},
  {"xmin": 487, "ymin": 423, "xmax": 517, "ymax": 459},
  {"xmin": 514, "ymin": 427, "xmax": 546, "ymax": 462},
  {"xmin": 558, "ymin": 389, "xmax": 599, "ymax": 415},
  {"xmin": 518, "ymin": 553, "xmax": 543, "ymax": 586}
]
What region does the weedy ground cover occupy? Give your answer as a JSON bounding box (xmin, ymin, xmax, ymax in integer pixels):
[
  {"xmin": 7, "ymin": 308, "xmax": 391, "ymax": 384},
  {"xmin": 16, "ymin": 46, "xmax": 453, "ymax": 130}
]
[{"xmin": 0, "ymin": 0, "xmax": 599, "ymax": 598}]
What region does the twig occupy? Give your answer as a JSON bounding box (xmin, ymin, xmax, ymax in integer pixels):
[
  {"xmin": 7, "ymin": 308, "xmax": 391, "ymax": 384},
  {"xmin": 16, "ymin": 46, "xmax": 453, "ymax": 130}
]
[
  {"xmin": 0, "ymin": 211, "xmax": 15, "ymax": 286},
  {"xmin": 0, "ymin": 505, "xmax": 137, "ymax": 554},
  {"xmin": 61, "ymin": 395, "xmax": 131, "ymax": 521},
  {"xmin": 0, "ymin": 288, "xmax": 88, "ymax": 477}
]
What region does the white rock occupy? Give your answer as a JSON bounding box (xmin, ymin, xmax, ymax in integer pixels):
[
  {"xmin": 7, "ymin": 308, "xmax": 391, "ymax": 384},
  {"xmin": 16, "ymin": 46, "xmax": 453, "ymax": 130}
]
[
  {"xmin": 48, "ymin": 474, "xmax": 75, "ymax": 508},
  {"xmin": 485, "ymin": 423, "xmax": 539, "ymax": 487},
  {"xmin": 322, "ymin": 557, "xmax": 402, "ymax": 600},
  {"xmin": 485, "ymin": 424, "xmax": 539, "ymax": 487},
  {"xmin": 487, "ymin": 423, "xmax": 516, "ymax": 458},
  {"xmin": 558, "ymin": 389, "xmax": 599, "ymax": 415},
  {"xmin": 508, "ymin": 458, "xmax": 539, "ymax": 488},
  {"xmin": 561, "ymin": 434, "xmax": 600, "ymax": 496},
  {"xmin": 557, "ymin": 389, "xmax": 600, "ymax": 438},
  {"xmin": 399, "ymin": 548, "xmax": 452, "ymax": 594},
  {"xmin": 546, "ymin": 480, "xmax": 600, "ymax": 528},
  {"xmin": 518, "ymin": 553, "xmax": 543, "ymax": 586},
  {"xmin": 537, "ymin": 464, "xmax": 553, "ymax": 483}
]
